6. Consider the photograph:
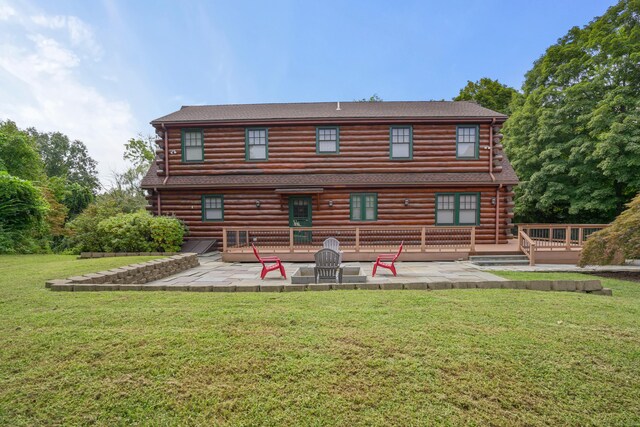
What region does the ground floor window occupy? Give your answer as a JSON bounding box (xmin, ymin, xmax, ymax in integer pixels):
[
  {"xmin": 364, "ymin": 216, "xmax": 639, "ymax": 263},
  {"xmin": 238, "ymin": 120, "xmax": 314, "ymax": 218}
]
[
  {"xmin": 436, "ymin": 193, "xmax": 479, "ymax": 225},
  {"xmin": 350, "ymin": 193, "xmax": 377, "ymax": 221},
  {"xmin": 202, "ymin": 195, "xmax": 224, "ymax": 221}
]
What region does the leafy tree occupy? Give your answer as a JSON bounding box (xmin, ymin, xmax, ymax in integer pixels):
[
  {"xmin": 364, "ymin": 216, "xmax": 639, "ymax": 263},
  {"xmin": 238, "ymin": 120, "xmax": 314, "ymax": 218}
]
[
  {"xmin": 453, "ymin": 78, "xmax": 521, "ymax": 115},
  {"xmin": 124, "ymin": 135, "xmax": 155, "ymax": 167},
  {"xmin": 0, "ymin": 121, "xmax": 44, "ymax": 182},
  {"xmin": 108, "ymin": 135, "xmax": 155, "ymax": 206},
  {"xmin": 355, "ymin": 94, "xmax": 383, "ymax": 102},
  {"xmin": 579, "ymin": 193, "xmax": 640, "ymax": 265},
  {"xmin": 503, "ymin": 0, "xmax": 640, "ymax": 223},
  {"xmin": 0, "ymin": 172, "xmax": 48, "ymax": 253},
  {"xmin": 46, "ymin": 176, "xmax": 94, "ymax": 219},
  {"xmin": 29, "ymin": 129, "xmax": 100, "ymax": 193}
]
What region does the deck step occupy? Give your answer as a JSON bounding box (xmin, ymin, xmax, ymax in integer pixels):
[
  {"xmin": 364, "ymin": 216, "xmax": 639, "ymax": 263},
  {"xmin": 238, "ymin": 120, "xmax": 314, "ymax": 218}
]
[{"xmin": 469, "ymin": 255, "xmax": 530, "ymax": 266}]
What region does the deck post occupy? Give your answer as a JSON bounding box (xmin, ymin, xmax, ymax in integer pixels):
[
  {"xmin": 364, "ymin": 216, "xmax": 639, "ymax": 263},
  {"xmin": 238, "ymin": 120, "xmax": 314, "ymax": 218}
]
[
  {"xmin": 289, "ymin": 228, "xmax": 294, "ymax": 252},
  {"xmin": 420, "ymin": 227, "xmax": 426, "ymax": 252},
  {"xmin": 222, "ymin": 228, "xmax": 227, "ymax": 252},
  {"xmin": 355, "ymin": 227, "xmax": 360, "ymax": 252},
  {"xmin": 235, "ymin": 231, "xmax": 239, "ymax": 250},
  {"xmin": 578, "ymin": 227, "xmax": 583, "ymax": 246},
  {"xmin": 530, "ymin": 243, "xmax": 536, "ymax": 266},
  {"xmin": 565, "ymin": 225, "xmax": 571, "ymax": 250},
  {"xmin": 470, "ymin": 227, "xmax": 476, "ymax": 253}
]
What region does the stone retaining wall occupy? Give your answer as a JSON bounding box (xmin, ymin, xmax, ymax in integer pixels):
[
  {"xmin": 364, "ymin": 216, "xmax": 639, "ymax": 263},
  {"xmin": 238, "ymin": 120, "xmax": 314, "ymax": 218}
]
[
  {"xmin": 46, "ymin": 254, "xmax": 199, "ymax": 289},
  {"xmin": 46, "ymin": 276, "xmax": 612, "ymax": 295},
  {"xmin": 78, "ymin": 251, "xmax": 181, "ymax": 259}
]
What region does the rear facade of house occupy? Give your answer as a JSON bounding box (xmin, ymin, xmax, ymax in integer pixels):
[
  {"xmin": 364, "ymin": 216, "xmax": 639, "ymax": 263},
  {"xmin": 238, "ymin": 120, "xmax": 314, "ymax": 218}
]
[{"xmin": 141, "ymin": 101, "xmax": 518, "ymax": 252}]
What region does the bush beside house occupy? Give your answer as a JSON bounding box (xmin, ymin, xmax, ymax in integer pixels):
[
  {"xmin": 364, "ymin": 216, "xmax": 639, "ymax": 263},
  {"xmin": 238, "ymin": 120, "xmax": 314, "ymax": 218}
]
[
  {"xmin": 67, "ymin": 209, "xmax": 186, "ymax": 253},
  {"xmin": 579, "ymin": 194, "xmax": 640, "ymax": 266}
]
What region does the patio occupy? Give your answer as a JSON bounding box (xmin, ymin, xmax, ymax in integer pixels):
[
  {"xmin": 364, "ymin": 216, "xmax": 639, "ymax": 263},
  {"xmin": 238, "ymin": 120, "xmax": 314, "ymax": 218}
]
[{"xmin": 151, "ymin": 253, "xmax": 508, "ymax": 288}]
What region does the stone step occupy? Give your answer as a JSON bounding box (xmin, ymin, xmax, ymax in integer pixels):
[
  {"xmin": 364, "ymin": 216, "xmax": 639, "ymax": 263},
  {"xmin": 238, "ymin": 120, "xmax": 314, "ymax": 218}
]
[
  {"xmin": 469, "ymin": 255, "xmax": 529, "ymax": 261},
  {"xmin": 469, "ymin": 254, "xmax": 530, "ymax": 266},
  {"xmin": 471, "ymin": 259, "xmax": 531, "ymax": 266}
]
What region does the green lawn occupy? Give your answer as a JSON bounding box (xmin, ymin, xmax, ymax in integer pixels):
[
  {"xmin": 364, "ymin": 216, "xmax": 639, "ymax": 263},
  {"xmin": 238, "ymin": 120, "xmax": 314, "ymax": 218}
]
[{"xmin": 1, "ymin": 256, "xmax": 639, "ymax": 426}]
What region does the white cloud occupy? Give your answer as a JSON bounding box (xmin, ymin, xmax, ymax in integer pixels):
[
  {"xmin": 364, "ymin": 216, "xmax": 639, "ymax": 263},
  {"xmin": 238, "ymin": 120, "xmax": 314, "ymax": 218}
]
[
  {"xmin": 31, "ymin": 13, "xmax": 103, "ymax": 59},
  {"xmin": 0, "ymin": 3, "xmax": 15, "ymax": 20},
  {"xmin": 0, "ymin": 3, "xmax": 135, "ymax": 185}
]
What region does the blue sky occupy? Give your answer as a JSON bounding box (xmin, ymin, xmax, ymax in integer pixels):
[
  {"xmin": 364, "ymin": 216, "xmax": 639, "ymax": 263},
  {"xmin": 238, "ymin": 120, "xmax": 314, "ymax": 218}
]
[{"xmin": 0, "ymin": 0, "xmax": 616, "ymax": 182}]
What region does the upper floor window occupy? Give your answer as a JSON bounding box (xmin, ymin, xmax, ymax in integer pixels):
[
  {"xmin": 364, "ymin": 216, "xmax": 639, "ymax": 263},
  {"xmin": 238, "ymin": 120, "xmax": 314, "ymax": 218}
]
[
  {"xmin": 246, "ymin": 128, "xmax": 268, "ymax": 161},
  {"xmin": 316, "ymin": 127, "xmax": 339, "ymax": 154},
  {"xmin": 436, "ymin": 193, "xmax": 479, "ymax": 225},
  {"xmin": 390, "ymin": 126, "xmax": 412, "ymax": 159},
  {"xmin": 202, "ymin": 195, "xmax": 224, "ymax": 221},
  {"xmin": 350, "ymin": 193, "xmax": 377, "ymax": 221},
  {"xmin": 456, "ymin": 125, "xmax": 479, "ymax": 159},
  {"xmin": 182, "ymin": 129, "xmax": 204, "ymax": 162}
]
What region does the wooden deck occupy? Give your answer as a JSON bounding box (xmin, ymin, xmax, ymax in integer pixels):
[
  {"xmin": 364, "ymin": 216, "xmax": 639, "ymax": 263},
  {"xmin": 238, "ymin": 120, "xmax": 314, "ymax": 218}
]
[
  {"xmin": 223, "ymin": 239, "xmax": 524, "ymax": 262},
  {"xmin": 222, "ymin": 224, "xmax": 607, "ymax": 264}
]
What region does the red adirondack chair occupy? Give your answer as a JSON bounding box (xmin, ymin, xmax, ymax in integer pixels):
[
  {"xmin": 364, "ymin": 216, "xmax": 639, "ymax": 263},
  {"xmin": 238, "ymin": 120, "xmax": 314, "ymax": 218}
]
[
  {"xmin": 252, "ymin": 244, "xmax": 287, "ymax": 279},
  {"xmin": 372, "ymin": 241, "xmax": 404, "ymax": 277}
]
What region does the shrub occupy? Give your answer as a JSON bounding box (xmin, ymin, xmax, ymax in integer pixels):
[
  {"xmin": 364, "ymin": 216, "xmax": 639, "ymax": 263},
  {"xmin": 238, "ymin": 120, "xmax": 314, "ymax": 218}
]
[
  {"xmin": 68, "ymin": 208, "xmax": 186, "ymax": 253},
  {"xmin": 0, "ymin": 172, "xmax": 48, "ymax": 253},
  {"xmin": 65, "ymin": 198, "xmax": 126, "ymax": 252},
  {"xmin": 97, "ymin": 212, "xmax": 185, "ymax": 253},
  {"xmin": 579, "ymin": 193, "xmax": 640, "ymax": 266}
]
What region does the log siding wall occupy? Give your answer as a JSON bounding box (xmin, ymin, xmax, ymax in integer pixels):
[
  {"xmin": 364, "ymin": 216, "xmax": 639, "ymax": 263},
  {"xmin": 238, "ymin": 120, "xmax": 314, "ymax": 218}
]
[
  {"xmin": 165, "ymin": 124, "xmax": 491, "ymax": 175},
  {"xmin": 151, "ymin": 186, "xmax": 513, "ymax": 244}
]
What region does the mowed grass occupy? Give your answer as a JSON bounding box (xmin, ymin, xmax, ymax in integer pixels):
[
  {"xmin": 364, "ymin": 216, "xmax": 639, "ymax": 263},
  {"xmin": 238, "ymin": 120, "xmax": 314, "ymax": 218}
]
[{"xmin": 0, "ymin": 256, "xmax": 639, "ymax": 426}]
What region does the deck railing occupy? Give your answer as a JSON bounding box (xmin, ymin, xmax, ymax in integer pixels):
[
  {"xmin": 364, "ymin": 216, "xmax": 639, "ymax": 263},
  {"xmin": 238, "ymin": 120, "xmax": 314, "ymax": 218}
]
[
  {"xmin": 518, "ymin": 224, "xmax": 608, "ymax": 265},
  {"xmin": 223, "ymin": 226, "xmax": 476, "ymax": 253}
]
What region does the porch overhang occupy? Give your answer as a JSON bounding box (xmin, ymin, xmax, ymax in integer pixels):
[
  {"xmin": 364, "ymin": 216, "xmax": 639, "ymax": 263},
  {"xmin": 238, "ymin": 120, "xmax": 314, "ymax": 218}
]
[
  {"xmin": 274, "ymin": 187, "xmax": 324, "ymax": 194},
  {"xmin": 275, "ymin": 188, "xmax": 324, "ymax": 209}
]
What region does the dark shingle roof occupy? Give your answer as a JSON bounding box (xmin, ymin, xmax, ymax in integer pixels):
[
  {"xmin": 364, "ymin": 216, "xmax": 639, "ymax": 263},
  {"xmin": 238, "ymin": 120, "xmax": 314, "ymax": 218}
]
[
  {"xmin": 141, "ymin": 164, "xmax": 518, "ymax": 189},
  {"xmin": 151, "ymin": 101, "xmax": 507, "ymax": 125}
]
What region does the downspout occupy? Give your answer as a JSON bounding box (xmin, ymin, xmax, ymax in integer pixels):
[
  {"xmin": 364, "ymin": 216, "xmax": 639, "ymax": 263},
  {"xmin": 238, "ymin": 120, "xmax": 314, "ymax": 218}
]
[
  {"xmin": 156, "ymin": 188, "xmax": 162, "ymax": 215},
  {"xmin": 495, "ymin": 184, "xmax": 502, "ymax": 244}
]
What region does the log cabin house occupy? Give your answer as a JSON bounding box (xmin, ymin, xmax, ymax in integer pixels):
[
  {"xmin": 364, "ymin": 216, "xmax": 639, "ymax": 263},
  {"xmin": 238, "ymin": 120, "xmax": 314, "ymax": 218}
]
[{"xmin": 142, "ymin": 101, "xmax": 519, "ymax": 261}]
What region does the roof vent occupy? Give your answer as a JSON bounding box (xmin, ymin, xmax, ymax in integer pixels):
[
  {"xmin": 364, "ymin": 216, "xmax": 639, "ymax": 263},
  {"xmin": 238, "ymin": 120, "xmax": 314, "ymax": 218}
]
[{"xmin": 336, "ymin": 101, "xmax": 341, "ymax": 111}]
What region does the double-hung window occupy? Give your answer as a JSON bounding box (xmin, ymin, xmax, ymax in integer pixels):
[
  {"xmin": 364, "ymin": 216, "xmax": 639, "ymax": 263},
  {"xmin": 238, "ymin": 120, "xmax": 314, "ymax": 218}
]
[
  {"xmin": 456, "ymin": 125, "xmax": 479, "ymax": 159},
  {"xmin": 436, "ymin": 193, "xmax": 479, "ymax": 225},
  {"xmin": 350, "ymin": 193, "xmax": 377, "ymax": 221},
  {"xmin": 390, "ymin": 126, "xmax": 412, "ymax": 159},
  {"xmin": 182, "ymin": 129, "xmax": 204, "ymax": 162},
  {"xmin": 202, "ymin": 195, "xmax": 224, "ymax": 221},
  {"xmin": 246, "ymin": 128, "xmax": 268, "ymax": 161},
  {"xmin": 316, "ymin": 127, "xmax": 339, "ymax": 154}
]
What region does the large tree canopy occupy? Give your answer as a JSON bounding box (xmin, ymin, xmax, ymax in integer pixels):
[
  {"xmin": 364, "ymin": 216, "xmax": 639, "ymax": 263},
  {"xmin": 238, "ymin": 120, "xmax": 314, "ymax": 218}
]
[
  {"xmin": 504, "ymin": 0, "xmax": 640, "ymax": 223},
  {"xmin": 29, "ymin": 129, "xmax": 100, "ymax": 193},
  {"xmin": 0, "ymin": 121, "xmax": 44, "ymax": 182},
  {"xmin": 453, "ymin": 78, "xmax": 520, "ymax": 115}
]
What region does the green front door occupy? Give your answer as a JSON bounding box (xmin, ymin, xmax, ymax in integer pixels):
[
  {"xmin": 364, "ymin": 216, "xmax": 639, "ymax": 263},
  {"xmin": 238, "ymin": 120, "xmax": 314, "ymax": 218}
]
[{"xmin": 289, "ymin": 196, "xmax": 312, "ymax": 244}]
